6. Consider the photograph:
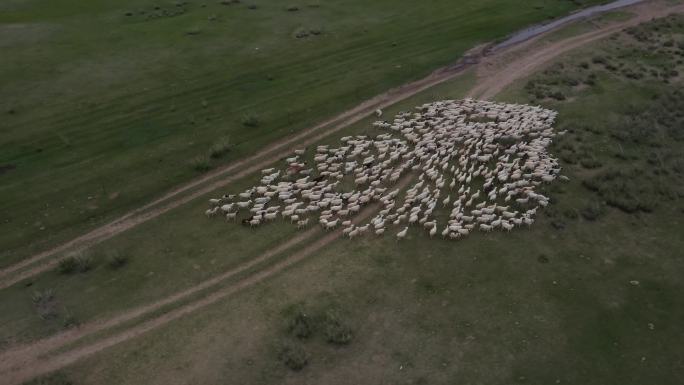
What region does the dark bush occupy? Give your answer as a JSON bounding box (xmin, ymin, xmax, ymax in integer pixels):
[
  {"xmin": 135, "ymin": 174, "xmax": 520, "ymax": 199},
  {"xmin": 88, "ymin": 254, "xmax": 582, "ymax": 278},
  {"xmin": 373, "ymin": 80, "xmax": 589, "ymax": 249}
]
[
  {"xmin": 32, "ymin": 289, "xmax": 59, "ymax": 320},
  {"xmin": 288, "ymin": 310, "xmax": 314, "ymax": 339},
  {"xmin": 62, "ymin": 310, "xmax": 79, "ymax": 328},
  {"xmin": 58, "ymin": 254, "xmax": 92, "ymax": 274},
  {"xmin": 23, "ymin": 372, "xmax": 74, "ymax": 385},
  {"xmin": 559, "ymin": 149, "xmax": 577, "ymax": 164},
  {"xmin": 550, "ymin": 91, "xmax": 566, "ymax": 101},
  {"xmin": 209, "ymin": 137, "xmax": 232, "ymax": 159},
  {"xmin": 581, "ymin": 169, "xmax": 657, "ymax": 214},
  {"xmin": 190, "ymin": 155, "xmax": 211, "ymax": 172},
  {"xmin": 278, "ymin": 343, "xmax": 308, "ymax": 371},
  {"xmin": 241, "ymin": 112, "xmax": 260, "ymax": 127},
  {"xmin": 562, "ymin": 208, "xmax": 579, "ymax": 220},
  {"xmin": 323, "ymin": 311, "xmax": 352, "ymax": 345},
  {"xmin": 580, "ymin": 157, "xmax": 602, "ymax": 169},
  {"xmin": 108, "ymin": 253, "xmax": 129, "ymax": 269},
  {"xmin": 58, "ymin": 257, "xmax": 78, "ymax": 274},
  {"xmin": 580, "ymin": 201, "xmax": 606, "ymax": 221}
]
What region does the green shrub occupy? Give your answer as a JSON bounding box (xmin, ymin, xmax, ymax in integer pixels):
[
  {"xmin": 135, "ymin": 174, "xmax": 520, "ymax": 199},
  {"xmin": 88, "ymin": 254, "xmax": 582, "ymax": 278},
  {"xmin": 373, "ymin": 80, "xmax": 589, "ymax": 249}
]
[
  {"xmin": 32, "ymin": 289, "xmax": 59, "ymax": 320},
  {"xmin": 58, "ymin": 253, "xmax": 92, "ymax": 274},
  {"xmin": 108, "ymin": 253, "xmax": 129, "ymax": 269},
  {"xmin": 63, "ymin": 309, "xmax": 79, "ymax": 328},
  {"xmin": 209, "ymin": 137, "xmax": 232, "ymax": 159},
  {"xmin": 278, "ymin": 343, "xmax": 309, "ymax": 371},
  {"xmin": 23, "ymin": 372, "xmax": 74, "ymax": 385},
  {"xmin": 241, "ymin": 112, "xmax": 260, "ymax": 127},
  {"xmin": 288, "ymin": 310, "xmax": 314, "ymax": 339},
  {"xmin": 58, "ymin": 257, "xmax": 78, "ymax": 274},
  {"xmin": 323, "ymin": 311, "xmax": 352, "ymax": 345},
  {"xmin": 592, "ymin": 56, "xmax": 606, "ymax": 65},
  {"xmin": 190, "ymin": 155, "xmax": 211, "ymax": 172},
  {"xmin": 580, "ymin": 201, "xmax": 606, "ymax": 221},
  {"xmin": 550, "ymin": 91, "xmax": 566, "ymax": 101},
  {"xmin": 580, "ymin": 157, "xmax": 602, "ymax": 169}
]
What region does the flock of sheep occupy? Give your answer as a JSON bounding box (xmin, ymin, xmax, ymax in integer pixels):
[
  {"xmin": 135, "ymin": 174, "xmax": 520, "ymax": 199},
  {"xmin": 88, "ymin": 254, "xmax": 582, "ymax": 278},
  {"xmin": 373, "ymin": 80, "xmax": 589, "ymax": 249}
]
[{"xmin": 205, "ymin": 99, "xmax": 566, "ymax": 240}]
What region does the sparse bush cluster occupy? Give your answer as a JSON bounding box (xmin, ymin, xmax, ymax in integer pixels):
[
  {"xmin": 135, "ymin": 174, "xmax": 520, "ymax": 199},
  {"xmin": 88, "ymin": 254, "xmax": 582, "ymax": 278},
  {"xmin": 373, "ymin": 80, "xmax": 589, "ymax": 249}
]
[
  {"xmin": 124, "ymin": 3, "xmax": 188, "ymax": 21},
  {"xmin": 241, "ymin": 112, "xmax": 260, "ymax": 127},
  {"xmin": 58, "ymin": 253, "xmax": 93, "ymax": 275},
  {"xmin": 277, "ymin": 304, "xmax": 354, "ymax": 371},
  {"xmin": 32, "ymin": 289, "xmax": 58, "ymax": 320},
  {"xmin": 190, "ymin": 155, "xmax": 212, "ymax": 172},
  {"xmin": 323, "ymin": 310, "xmax": 353, "ymax": 345},
  {"xmin": 189, "ymin": 135, "xmax": 233, "ymax": 172},
  {"xmin": 582, "ymin": 169, "xmax": 658, "ymax": 213},
  {"xmin": 23, "ymin": 371, "xmax": 74, "ymax": 385},
  {"xmin": 526, "ymin": 16, "xmax": 684, "ymax": 104},
  {"xmin": 56, "ymin": 250, "xmax": 131, "ymax": 275},
  {"xmin": 108, "ymin": 252, "xmax": 130, "ymax": 269},
  {"xmin": 278, "ymin": 343, "xmax": 309, "ymax": 371}
]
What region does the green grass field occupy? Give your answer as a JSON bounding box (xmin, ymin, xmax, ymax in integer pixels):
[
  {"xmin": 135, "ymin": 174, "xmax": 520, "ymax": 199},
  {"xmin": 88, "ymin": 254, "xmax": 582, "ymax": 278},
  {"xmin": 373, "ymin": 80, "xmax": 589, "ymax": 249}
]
[
  {"xmin": 0, "ymin": 0, "xmax": 606, "ymax": 266},
  {"xmin": 3, "ymin": 3, "xmax": 684, "ymax": 385},
  {"xmin": 68, "ymin": 14, "xmax": 683, "ymax": 385}
]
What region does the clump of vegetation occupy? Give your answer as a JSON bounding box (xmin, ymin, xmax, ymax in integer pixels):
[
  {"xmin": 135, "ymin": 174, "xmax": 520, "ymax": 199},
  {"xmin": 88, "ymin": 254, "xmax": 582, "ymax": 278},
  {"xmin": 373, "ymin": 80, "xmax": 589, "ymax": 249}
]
[
  {"xmin": 322, "ymin": 310, "xmax": 353, "ymax": 346},
  {"xmin": 278, "ymin": 342, "xmax": 309, "ymax": 371},
  {"xmin": 62, "ymin": 309, "xmax": 79, "ymax": 328},
  {"xmin": 580, "ymin": 201, "xmax": 606, "ymax": 221},
  {"xmin": 190, "ymin": 155, "xmax": 211, "ymax": 172},
  {"xmin": 185, "ymin": 27, "xmax": 201, "ymax": 36},
  {"xmin": 107, "ymin": 252, "xmax": 130, "ymax": 269},
  {"xmin": 58, "ymin": 253, "xmax": 93, "ymax": 274},
  {"xmin": 32, "ymin": 289, "xmax": 58, "ymax": 320},
  {"xmin": 23, "ymin": 371, "xmax": 74, "ymax": 385},
  {"xmin": 286, "ymin": 5, "xmax": 299, "ymax": 11},
  {"xmin": 241, "ymin": 112, "xmax": 260, "ymax": 127},
  {"xmin": 294, "ymin": 28, "xmax": 310, "ymax": 39},
  {"xmin": 549, "ymin": 91, "xmax": 566, "ymax": 101},
  {"xmin": 580, "ymin": 157, "xmax": 602, "ymax": 169},
  {"xmin": 582, "ymin": 169, "xmax": 656, "ymax": 214},
  {"xmin": 208, "ymin": 137, "xmax": 232, "ymax": 159},
  {"xmin": 287, "ymin": 309, "xmax": 314, "ymax": 339}
]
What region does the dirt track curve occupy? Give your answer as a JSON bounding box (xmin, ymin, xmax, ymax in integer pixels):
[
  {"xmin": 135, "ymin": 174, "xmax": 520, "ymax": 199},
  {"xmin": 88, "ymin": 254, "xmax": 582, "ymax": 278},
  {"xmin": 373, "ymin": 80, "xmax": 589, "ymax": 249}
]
[{"xmin": 2, "ymin": 1, "xmax": 682, "ymax": 384}]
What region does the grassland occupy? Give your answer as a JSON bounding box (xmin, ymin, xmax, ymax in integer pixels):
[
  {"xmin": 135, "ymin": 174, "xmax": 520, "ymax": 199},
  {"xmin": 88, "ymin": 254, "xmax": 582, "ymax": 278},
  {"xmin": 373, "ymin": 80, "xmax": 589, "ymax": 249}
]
[
  {"xmin": 0, "ymin": 0, "xmax": 610, "ymax": 267},
  {"xmin": 3, "ymin": 7, "xmax": 683, "ymax": 385}
]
